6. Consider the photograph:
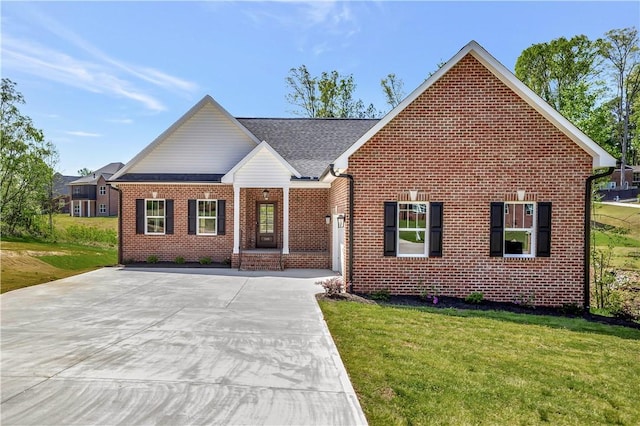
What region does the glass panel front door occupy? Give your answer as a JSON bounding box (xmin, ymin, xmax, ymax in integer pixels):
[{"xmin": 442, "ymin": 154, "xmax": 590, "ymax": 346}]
[{"xmin": 257, "ymin": 202, "xmax": 277, "ymax": 248}]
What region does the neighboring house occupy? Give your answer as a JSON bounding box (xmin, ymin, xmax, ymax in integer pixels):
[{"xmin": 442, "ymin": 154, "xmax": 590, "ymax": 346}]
[
  {"xmin": 69, "ymin": 162, "xmax": 124, "ymax": 217},
  {"xmin": 110, "ymin": 41, "xmax": 615, "ymax": 307},
  {"xmin": 599, "ymin": 164, "xmax": 639, "ymax": 201},
  {"xmin": 52, "ymin": 173, "xmax": 80, "ymax": 214}
]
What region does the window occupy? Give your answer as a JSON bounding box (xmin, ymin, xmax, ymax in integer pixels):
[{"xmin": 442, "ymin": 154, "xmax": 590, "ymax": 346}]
[
  {"xmin": 504, "ymin": 202, "xmax": 535, "ymax": 256},
  {"xmin": 99, "ymin": 204, "xmax": 106, "ymax": 214},
  {"xmin": 197, "ymin": 200, "xmax": 217, "ymax": 235},
  {"xmin": 398, "ymin": 202, "xmax": 428, "ymax": 257},
  {"xmin": 99, "ymin": 186, "xmax": 106, "ymax": 195},
  {"xmin": 73, "ymin": 187, "xmax": 80, "ymax": 195},
  {"xmin": 384, "ymin": 201, "xmax": 443, "ymax": 257},
  {"xmin": 490, "ymin": 202, "xmax": 551, "ymax": 258},
  {"xmin": 74, "ymin": 204, "xmax": 80, "ymax": 215},
  {"xmin": 145, "ymin": 199, "xmax": 165, "ymax": 234}
]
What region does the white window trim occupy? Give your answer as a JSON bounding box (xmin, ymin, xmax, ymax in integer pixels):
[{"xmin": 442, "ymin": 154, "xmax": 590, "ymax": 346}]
[
  {"xmin": 397, "ymin": 201, "xmax": 429, "ymax": 258},
  {"xmin": 504, "ymin": 201, "xmax": 536, "ymax": 259},
  {"xmin": 99, "ymin": 204, "xmax": 106, "ymax": 214},
  {"xmin": 196, "ymin": 199, "xmax": 218, "ymax": 236},
  {"xmin": 99, "ymin": 186, "xmax": 106, "ymax": 195},
  {"xmin": 145, "ymin": 199, "xmax": 166, "ymax": 235}
]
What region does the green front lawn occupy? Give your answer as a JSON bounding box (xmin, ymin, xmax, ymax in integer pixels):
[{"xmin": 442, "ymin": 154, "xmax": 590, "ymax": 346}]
[{"xmin": 320, "ymin": 300, "xmax": 640, "ymax": 425}]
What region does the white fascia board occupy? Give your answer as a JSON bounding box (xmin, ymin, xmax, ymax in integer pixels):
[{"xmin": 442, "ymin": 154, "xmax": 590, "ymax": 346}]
[
  {"xmin": 110, "ymin": 95, "xmax": 261, "ymax": 181},
  {"xmin": 332, "ymin": 40, "xmax": 616, "ymax": 170},
  {"xmin": 221, "ymin": 140, "xmax": 301, "ymax": 184}
]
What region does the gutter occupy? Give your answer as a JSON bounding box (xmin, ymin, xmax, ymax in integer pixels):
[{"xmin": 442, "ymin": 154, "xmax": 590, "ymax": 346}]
[
  {"xmin": 584, "ymin": 166, "xmax": 615, "ymax": 311},
  {"xmin": 329, "ymin": 164, "xmax": 354, "ymax": 293}
]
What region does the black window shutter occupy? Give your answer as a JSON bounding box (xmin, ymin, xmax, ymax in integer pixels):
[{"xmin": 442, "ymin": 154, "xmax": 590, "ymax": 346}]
[
  {"xmin": 429, "ymin": 202, "xmax": 443, "ymax": 257},
  {"xmin": 490, "ymin": 202, "xmax": 504, "ymax": 257},
  {"xmin": 136, "ymin": 199, "xmax": 144, "ymax": 234},
  {"xmin": 165, "ymin": 200, "xmax": 174, "ymax": 235},
  {"xmin": 188, "ymin": 200, "xmax": 196, "ymax": 235},
  {"xmin": 217, "ymin": 200, "xmax": 226, "ymax": 235},
  {"xmin": 536, "ymin": 202, "xmax": 552, "ymax": 257},
  {"xmin": 383, "ymin": 202, "xmax": 397, "ymax": 256}
]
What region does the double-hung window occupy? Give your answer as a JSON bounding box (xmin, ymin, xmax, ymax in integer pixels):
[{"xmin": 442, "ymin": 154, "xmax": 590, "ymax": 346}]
[
  {"xmin": 99, "ymin": 204, "xmax": 106, "ymax": 214},
  {"xmin": 490, "ymin": 201, "xmax": 551, "ymax": 258},
  {"xmin": 398, "ymin": 202, "xmax": 428, "ymax": 257},
  {"xmin": 145, "ymin": 199, "xmax": 165, "ymax": 235},
  {"xmin": 197, "ymin": 200, "xmax": 217, "ymax": 235},
  {"xmin": 99, "ymin": 186, "xmax": 106, "ymax": 195},
  {"xmin": 384, "ymin": 201, "xmax": 443, "ymax": 257},
  {"xmin": 504, "ymin": 202, "xmax": 535, "ymax": 256}
]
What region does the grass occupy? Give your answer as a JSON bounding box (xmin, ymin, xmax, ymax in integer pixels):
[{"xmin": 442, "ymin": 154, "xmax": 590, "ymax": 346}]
[
  {"xmin": 320, "ymin": 300, "xmax": 640, "ymax": 426},
  {"xmin": 593, "ymin": 203, "xmax": 640, "ymax": 270},
  {"xmin": 1, "ymin": 214, "xmax": 118, "ymax": 293}
]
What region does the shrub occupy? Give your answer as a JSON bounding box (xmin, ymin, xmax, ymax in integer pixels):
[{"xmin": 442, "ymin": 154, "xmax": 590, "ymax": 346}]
[
  {"xmin": 419, "ymin": 285, "xmax": 440, "ymax": 304},
  {"xmin": 174, "ymin": 256, "xmax": 185, "ymax": 264},
  {"xmin": 146, "ymin": 255, "xmax": 159, "ymax": 264},
  {"xmin": 559, "ymin": 303, "xmax": 583, "ymax": 315},
  {"xmin": 465, "ymin": 292, "xmax": 484, "ymax": 304},
  {"xmin": 370, "ymin": 288, "xmax": 391, "ymax": 302},
  {"xmin": 316, "ymin": 277, "xmax": 344, "ymax": 296},
  {"xmin": 199, "ymin": 257, "xmax": 212, "ymax": 265},
  {"xmin": 63, "ymin": 224, "xmax": 117, "ymax": 246}
]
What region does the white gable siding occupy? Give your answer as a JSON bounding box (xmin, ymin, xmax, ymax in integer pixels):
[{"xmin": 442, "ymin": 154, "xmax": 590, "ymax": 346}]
[
  {"xmin": 233, "ymin": 147, "xmax": 292, "ymax": 187},
  {"xmin": 129, "ymin": 103, "xmax": 256, "ymax": 174}
]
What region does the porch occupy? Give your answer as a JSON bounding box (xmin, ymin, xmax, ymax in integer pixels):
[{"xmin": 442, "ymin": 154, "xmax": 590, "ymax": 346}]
[{"xmin": 230, "ymin": 187, "xmax": 331, "ymax": 271}]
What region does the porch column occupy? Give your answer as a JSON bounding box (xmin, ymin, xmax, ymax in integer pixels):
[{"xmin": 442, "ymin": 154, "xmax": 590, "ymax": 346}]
[
  {"xmin": 282, "ymin": 186, "xmax": 289, "ymax": 254},
  {"xmin": 71, "ymin": 200, "xmax": 74, "ymax": 217},
  {"xmin": 233, "ymin": 185, "xmax": 240, "ymax": 254},
  {"xmin": 87, "ymin": 201, "xmax": 91, "ymax": 217}
]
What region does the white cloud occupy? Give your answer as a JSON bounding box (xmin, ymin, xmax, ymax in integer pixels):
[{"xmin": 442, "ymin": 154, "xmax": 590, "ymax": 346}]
[
  {"xmin": 106, "ymin": 118, "xmax": 134, "ymax": 124},
  {"xmin": 1, "ymin": 5, "xmax": 198, "ymax": 112},
  {"xmin": 66, "ymin": 130, "xmax": 102, "ymax": 137}
]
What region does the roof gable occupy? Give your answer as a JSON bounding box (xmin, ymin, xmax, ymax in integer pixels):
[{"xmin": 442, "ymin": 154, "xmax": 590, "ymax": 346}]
[
  {"xmin": 331, "ymin": 41, "xmax": 616, "ymax": 171},
  {"xmin": 110, "ymin": 96, "xmax": 260, "ymax": 181},
  {"xmin": 222, "ymin": 141, "xmax": 300, "ymax": 186}
]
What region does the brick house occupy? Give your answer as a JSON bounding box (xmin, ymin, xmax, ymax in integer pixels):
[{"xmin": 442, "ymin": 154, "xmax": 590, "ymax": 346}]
[
  {"xmin": 110, "ymin": 41, "xmax": 615, "ymax": 307},
  {"xmin": 69, "ymin": 162, "xmax": 124, "ymax": 217}
]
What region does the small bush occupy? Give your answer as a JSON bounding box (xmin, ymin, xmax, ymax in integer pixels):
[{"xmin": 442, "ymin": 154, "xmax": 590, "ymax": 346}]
[
  {"xmin": 174, "ymin": 256, "xmax": 185, "ymax": 264},
  {"xmin": 559, "ymin": 303, "xmax": 582, "ymax": 315},
  {"xmin": 316, "ymin": 277, "xmax": 344, "ymax": 296},
  {"xmin": 370, "ymin": 288, "xmax": 391, "ymax": 302},
  {"xmin": 465, "ymin": 292, "xmax": 484, "ymax": 304},
  {"xmin": 199, "ymin": 257, "xmax": 212, "ymax": 265},
  {"xmin": 146, "ymin": 255, "xmax": 159, "ymax": 264}
]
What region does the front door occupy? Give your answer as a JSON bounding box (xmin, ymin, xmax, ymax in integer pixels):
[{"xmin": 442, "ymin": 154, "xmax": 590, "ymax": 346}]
[{"xmin": 256, "ymin": 202, "xmax": 277, "ymax": 248}]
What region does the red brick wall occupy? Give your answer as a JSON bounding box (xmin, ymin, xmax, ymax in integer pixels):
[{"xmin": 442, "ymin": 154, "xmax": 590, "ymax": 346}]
[
  {"xmin": 346, "ymin": 54, "xmax": 593, "ymax": 307},
  {"xmin": 119, "ymin": 184, "xmax": 234, "ymax": 263},
  {"xmin": 289, "ymin": 188, "xmax": 330, "ymax": 251},
  {"xmin": 120, "ymin": 185, "xmax": 331, "ymax": 263},
  {"xmin": 329, "ymin": 178, "xmax": 349, "ymax": 273}
]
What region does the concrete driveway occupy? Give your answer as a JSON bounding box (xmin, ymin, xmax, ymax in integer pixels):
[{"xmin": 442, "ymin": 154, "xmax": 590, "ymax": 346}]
[{"xmin": 1, "ymin": 267, "xmax": 367, "ymax": 425}]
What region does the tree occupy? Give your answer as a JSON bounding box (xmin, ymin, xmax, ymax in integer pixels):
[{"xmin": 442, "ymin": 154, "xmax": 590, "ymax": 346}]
[
  {"xmin": 0, "ymin": 78, "xmax": 58, "ymax": 235},
  {"xmin": 381, "ymin": 73, "xmax": 405, "ymax": 109},
  {"xmin": 515, "ymin": 35, "xmax": 607, "ymax": 146},
  {"xmin": 77, "ymin": 167, "xmax": 93, "ymax": 176},
  {"xmin": 598, "ymin": 27, "xmax": 640, "ymax": 187},
  {"xmin": 285, "ymin": 66, "xmax": 378, "ymax": 118}
]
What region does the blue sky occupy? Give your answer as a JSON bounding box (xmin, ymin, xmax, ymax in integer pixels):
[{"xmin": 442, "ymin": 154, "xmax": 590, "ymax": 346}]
[{"xmin": 2, "ymin": 1, "xmax": 638, "ymax": 175}]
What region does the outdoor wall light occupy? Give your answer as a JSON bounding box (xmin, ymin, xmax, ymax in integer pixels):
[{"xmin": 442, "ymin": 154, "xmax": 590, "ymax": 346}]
[
  {"xmin": 337, "ymin": 214, "xmax": 345, "ymax": 228},
  {"xmin": 325, "ymin": 215, "xmax": 331, "ymax": 225},
  {"xmin": 263, "ymin": 189, "xmax": 269, "ymax": 200},
  {"xmin": 151, "ymin": 191, "xmax": 158, "ymax": 199}
]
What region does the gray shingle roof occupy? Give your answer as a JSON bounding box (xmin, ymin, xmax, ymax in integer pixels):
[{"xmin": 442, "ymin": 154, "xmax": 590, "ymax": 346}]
[
  {"xmin": 237, "ymin": 118, "xmax": 379, "ymax": 178},
  {"xmin": 69, "ymin": 162, "xmax": 125, "ymax": 185}
]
